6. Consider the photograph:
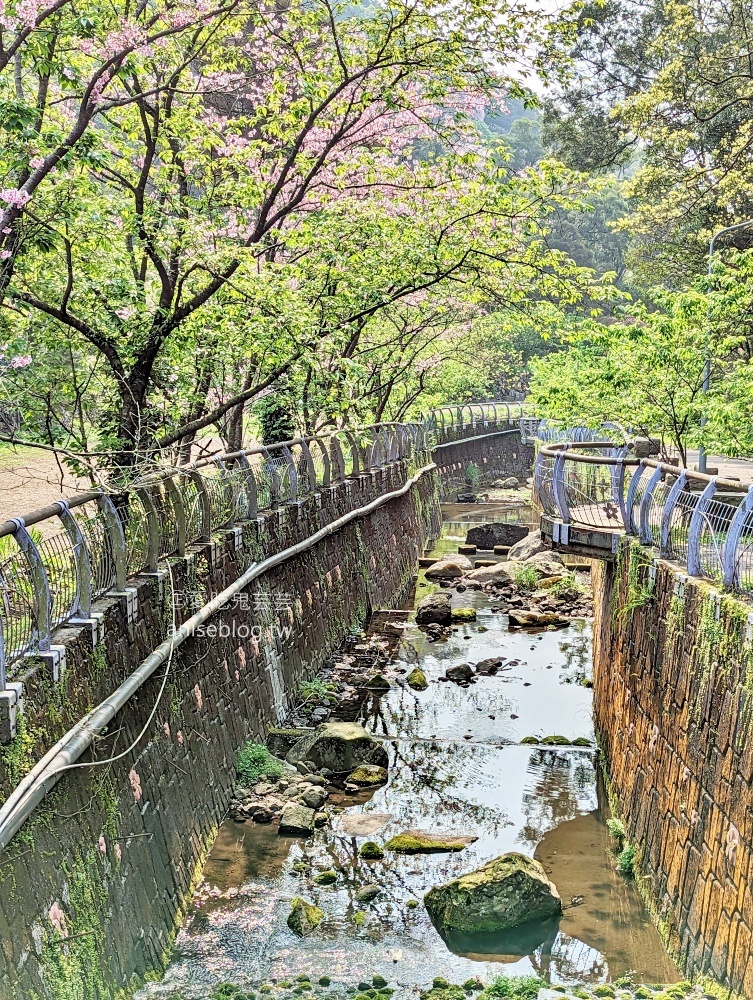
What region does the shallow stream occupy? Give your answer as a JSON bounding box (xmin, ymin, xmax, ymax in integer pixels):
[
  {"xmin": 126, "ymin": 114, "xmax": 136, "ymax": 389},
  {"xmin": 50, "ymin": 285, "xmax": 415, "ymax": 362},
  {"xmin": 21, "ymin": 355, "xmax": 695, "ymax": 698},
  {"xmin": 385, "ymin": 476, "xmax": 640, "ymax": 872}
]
[{"xmin": 140, "ymin": 511, "xmax": 678, "ymax": 998}]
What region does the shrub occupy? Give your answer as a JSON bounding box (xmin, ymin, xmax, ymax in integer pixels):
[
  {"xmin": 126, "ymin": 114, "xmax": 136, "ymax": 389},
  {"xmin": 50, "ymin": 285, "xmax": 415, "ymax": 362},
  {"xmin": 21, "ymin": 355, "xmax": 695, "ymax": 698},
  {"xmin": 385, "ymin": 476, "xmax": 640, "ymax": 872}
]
[
  {"xmin": 617, "ymin": 843, "xmax": 637, "ymax": 879},
  {"xmin": 236, "ymin": 742, "xmax": 283, "ymax": 785},
  {"xmin": 606, "ymin": 817, "xmax": 626, "ymax": 847}
]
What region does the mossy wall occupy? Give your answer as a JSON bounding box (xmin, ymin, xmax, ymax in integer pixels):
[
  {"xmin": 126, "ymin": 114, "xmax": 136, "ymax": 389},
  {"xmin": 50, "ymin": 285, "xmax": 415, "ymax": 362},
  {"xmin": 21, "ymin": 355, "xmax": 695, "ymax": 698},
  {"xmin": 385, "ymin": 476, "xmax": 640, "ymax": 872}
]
[
  {"xmin": 593, "ymin": 540, "xmax": 753, "ymax": 995},
  {"xmin": 0, "ymin": 464, "xmax": 440, "ymax": 1000}
]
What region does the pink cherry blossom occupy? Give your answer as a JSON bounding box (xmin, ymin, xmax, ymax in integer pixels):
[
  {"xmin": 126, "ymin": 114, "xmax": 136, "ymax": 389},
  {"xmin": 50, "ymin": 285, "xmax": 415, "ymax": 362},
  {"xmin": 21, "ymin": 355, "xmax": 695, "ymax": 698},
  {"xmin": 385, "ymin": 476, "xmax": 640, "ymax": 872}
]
[{"xmin": 0, "ymin": 189, "xmax": 30, "ymax": 209}]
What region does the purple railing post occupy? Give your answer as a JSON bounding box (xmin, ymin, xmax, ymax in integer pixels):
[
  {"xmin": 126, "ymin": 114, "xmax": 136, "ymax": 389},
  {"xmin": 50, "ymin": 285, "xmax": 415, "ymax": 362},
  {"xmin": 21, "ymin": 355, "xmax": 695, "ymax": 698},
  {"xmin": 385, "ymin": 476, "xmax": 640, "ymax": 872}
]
[
  {"xmin": 659, "ymin": 470, "xmax": 688, "ymax": 557},
  {"xmin": 723, "ymin": 484, "xmax": 753, "ymax": 589},
  {"xmin": 552, "ymin": 450, "xmax": 571, "ymax": 523},
  {"xmin": 639, "ymin": 466, "xmax": 664, "ymax": 544},
  {"xmin": 687, "ymin": 478, "xmax": 718, "ymax": 577}
]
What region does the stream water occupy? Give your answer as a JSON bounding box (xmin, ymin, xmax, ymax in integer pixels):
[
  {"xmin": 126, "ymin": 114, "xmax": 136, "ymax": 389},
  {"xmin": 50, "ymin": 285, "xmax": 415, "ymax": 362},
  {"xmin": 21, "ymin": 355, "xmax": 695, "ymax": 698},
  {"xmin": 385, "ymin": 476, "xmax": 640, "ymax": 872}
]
[{"xmin": 140, "ymin": 510, "xmax": 678, "ymax": 999}]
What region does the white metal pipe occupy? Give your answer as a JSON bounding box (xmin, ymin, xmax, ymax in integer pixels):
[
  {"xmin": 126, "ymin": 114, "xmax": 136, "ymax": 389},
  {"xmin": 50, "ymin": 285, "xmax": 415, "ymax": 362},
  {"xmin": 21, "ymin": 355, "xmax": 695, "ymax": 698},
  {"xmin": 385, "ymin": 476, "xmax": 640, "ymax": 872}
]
[{"xmin": 0, "ymin": 463, "xmax": 435, "ymax": 853}]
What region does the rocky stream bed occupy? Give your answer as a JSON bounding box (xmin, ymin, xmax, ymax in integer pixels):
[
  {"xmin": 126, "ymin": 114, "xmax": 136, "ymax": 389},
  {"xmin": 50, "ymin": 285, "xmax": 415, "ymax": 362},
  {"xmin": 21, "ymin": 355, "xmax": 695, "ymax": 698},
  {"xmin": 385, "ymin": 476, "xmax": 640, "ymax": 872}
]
[{"xmin": 137, "ymin": 513, "xmax": 682, "ymax": 1000}]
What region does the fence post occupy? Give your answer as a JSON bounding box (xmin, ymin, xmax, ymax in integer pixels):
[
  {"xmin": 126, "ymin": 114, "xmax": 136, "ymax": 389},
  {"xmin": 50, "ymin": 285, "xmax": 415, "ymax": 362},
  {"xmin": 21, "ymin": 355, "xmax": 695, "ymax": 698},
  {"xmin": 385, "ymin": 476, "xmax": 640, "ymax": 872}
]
[
  {"xmin": 0, "ymin": 614, "xmax": 5, "ymax": 693},
  {"xmin": 96, "ymin": 494, "xmax": 127, "ymax": 588},
  {"xmin": 297, "ymin": 439, "xmax": 317, "ymax": 494},
  {"xmin": 187, "ymin": 470, "xmax": 211, "ymax": 538},
  {"xmin": 552, "ymin": 450, "xmax": 570, "ymax": 523},
  {"xmin": 659, "ymin": 470, "xmax": 688, "ymax": 557},
  {"xmin": 134, "ymin": 488, "xmax": 160, "ymax": 571},
  {"xmin": 280, "ymin": 444, "xmax": 298, "ymax": 502},
  {"xmin": 723, "ymin": 484, "xmax": 753, "ymax": 589},
  {"xmin": 639, "ymin": 466, "xmax": 664, "ymax": 544},
  {"xmin": 10, "ymin": 518, "xmax": 51, "ymax": 653},
  {"xmin": 55, "ymin": 500, "xmax": 92, "ymax": 617},
  {"xmin": 162, "ymin": 477, "xmax": 187, "ymax": 556},
  {"xmin": 236, "ymin": 454, "xmax": 259, "ymax": 518},
  {"xmin": 625, "ymin": 463, "xmax": 647, "ymax": 534},
  {"xmin": 687, "ymin": 478, "xmax": 718, "ymax": 577}
]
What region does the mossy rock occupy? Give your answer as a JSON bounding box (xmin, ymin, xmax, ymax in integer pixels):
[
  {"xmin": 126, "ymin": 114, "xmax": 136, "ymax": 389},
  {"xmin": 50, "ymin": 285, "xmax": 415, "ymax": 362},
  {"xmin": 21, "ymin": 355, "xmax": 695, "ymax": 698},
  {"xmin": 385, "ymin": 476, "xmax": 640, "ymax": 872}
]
[
  {"xmin": 318, "ymin": 978, "xmax": 331, "ymax": 987},
  {"xmin": 593, "ymin": 987, "xmax": 615, "ymax": 998},
  {"xmin": 288, "ymin": 722, "xmax": 388, "ymax": 772},
  {"xmin": 407, "ymin": 668, "xmax": 429, "ymax": 691},
  {"xmin": 359, "ymin": 841, "xmax": 385, "ymax": 860},
  {"xmin": 366, "ymin": 674, "xmax": 391, "ymax": 690},
  {"xmin": 451, "ymin": 608, "xmax": 477, "ymax": 623},
  {"xmin": 406, "ymin": 899, "xmax": 419, "ymax": 909},
  {"xmin": 352, "ymin": 910, "xmax": 367, "ymax": 925},
  {"xmin": 571, "ymin": 737, "xmax": 592, "ymax": 747},
  {"xmin": 520, "ymin": 736, "xmax": 539, "ymax": 745},
  {"xmin": 421, "ymin": 987, "xmax": 466, "ymax": 1000},
  {"xmin": 433, "ymin": 980, "xmax": 450, "ymax": 990},
  {"xmin": 294, "ymin": 986, "xmax": 312, "ymax": 994},
  {"xmin": 386, "ymin": 830, "xmax": 476, "ymax": 853},
  {"xmin": 372, "ymin": 977, "xmax": 388, "ymax": 989},
  {"xmin": 550, "ymin": 988, "xmax": 568, "ymax": 994},
  {"xmin": 260, "ymin": 987, "xmax": 273, "ymax": 994},
  {"xmin": 424, "ymin": 852, "xmax": 562, "ymax": 934},
  {"xmin": 541, "ymin": 735, "xmax": 571, "ymax": 746},
  {"xmin": 462, "ymin": 981, "xmax": 483, "ymax": 993},
  {"xmin": 313, "ymin": 870, "xmax": 338, "ymax": 886},
  {"xmin": 350, "ymin": 764, "xmax": 388, "ymax": 787},
  {"xmin": 295, "ymin": 976, "xmax": 311, "ymax": 984},
  {"xmin": 287, "ymin": 897, "xmax": 324, "ymax": 937}
]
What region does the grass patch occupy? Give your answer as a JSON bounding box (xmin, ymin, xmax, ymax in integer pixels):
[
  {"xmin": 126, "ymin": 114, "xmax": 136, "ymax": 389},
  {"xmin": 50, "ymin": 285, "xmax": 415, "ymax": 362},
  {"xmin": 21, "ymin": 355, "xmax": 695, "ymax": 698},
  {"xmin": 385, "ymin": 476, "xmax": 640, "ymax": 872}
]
[
  {"xmin": 480, "ymin": 976, "xmax": 547, "ymax": 1000},
  {"xmin": 511, "ymin": 564, "xmax": 540, "ymax": 591},
  {"xmin": 236, "ymin": 742, "xmax": 283, "ymax": 785}
]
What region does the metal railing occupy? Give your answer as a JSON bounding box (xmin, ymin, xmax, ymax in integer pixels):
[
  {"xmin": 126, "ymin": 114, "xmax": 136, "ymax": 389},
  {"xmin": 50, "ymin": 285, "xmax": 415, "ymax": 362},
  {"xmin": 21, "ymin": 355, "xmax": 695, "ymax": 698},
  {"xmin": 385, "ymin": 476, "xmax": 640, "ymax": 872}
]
[
  {"xmin": 536, "ymin": 439, "xmax": 753, "ymax": 594},
  {"xmin": 0, "ymin": 422, "xmax": 431, "ymax": 685},
  {"xmin": 426, "ymin": 401, "xmax": 528, "ymax": 446}
]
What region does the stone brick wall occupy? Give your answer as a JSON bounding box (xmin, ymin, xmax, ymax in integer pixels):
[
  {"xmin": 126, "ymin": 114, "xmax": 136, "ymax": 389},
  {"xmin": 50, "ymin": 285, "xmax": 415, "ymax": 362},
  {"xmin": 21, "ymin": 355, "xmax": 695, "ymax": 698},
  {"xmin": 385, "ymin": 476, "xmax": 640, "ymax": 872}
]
[
  {"xmin": 0, "ymin": 463, "xmax": 440, "ymax": 999},
  {"xmin": 432, "ymin": 430, "xmax": 534, "ymax": 498},
  {"xmin": 593, "ymin": 541, "xmax": 753, "ymax": 995}
]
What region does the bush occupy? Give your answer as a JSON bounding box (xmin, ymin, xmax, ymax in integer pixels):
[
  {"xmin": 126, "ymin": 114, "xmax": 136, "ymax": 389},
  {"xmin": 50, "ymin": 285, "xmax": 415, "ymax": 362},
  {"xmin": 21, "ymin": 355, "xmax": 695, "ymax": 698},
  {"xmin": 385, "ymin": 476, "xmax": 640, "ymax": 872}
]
[
  {"xmin": 236, "ymin": 742, "xmax": 283, "ymax": 785},
  {"xmin": 606, "ymin": 816, "xmax": 626, "ymax": 847},
  {"xmin": 481, "ymin": 976, "xmax": 547, "ymax": 1000}
]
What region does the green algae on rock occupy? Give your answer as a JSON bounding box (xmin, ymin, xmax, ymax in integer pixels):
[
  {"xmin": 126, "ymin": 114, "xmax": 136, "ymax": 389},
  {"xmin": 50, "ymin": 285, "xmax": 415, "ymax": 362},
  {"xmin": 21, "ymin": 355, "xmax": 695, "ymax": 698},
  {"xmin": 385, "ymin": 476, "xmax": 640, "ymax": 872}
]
[
  {"xmin": 451, "ymin": 607, "xmax": 477, "ymax": 623},
  {"xmin": 287, "ymin": 897, "xmax": 324, "ymax": 937},
  {"xmin": 386, "ymin": 830, "xmax": 477, "ymax": 853},
  {"xmin": 359, "ymin": 841, "xmax": 385, "ymax": 860},
  {"xmin": 424, "ymin": 852, "xmax": 562, "ymax": 934},
  {"xmin": 407, "ymin": 667, "xmax": 429, "ymax": 690}
]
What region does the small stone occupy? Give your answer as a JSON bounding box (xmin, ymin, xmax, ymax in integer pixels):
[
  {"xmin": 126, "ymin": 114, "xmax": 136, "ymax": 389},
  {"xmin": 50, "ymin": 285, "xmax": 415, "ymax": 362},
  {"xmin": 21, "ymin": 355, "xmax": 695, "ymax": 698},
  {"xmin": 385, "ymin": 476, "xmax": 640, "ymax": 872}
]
[
  {"xmin": 319, "ymin": 978, "xmax": 331, "ymax": 987},
  {"xmin": 366, "ymin": 674, "xmax": 391, "ymax": 690},
  {"xmin": 451, "ymin": 608, "xmax": 477, "ymax": 623},
  {"xmin": 445, "ymin": 663, "xmax": 474, "ymax": 683},
  {"xmin": 355, "ymin": 883, "xmax": 382, "ymax": 903},
  {"xmin": 373, "ymin": 977, "xmax": 388, "ymax": 988},
  {"xmin": 287, "ymin": 897, "xmax": 324, "ymax": 937},
  {"xmin": 314, "ymin": 812, "xmax": 329, "ymax": 828},
  {"xmin": 406, "ymin": 899, "xmax": 419, "ymax": 909},
  {"xmin": 301, "ymin": 787, "xmax": 327, "ymax": 810},
  {"xmin": 416, "ymin": 592, "xmax": 452, "ymax": 625}
]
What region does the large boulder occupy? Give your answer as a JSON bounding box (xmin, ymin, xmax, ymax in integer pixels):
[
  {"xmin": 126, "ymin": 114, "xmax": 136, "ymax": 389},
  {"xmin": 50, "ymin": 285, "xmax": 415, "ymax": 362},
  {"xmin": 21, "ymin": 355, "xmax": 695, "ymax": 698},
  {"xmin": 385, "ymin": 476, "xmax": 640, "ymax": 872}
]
[
  {"xmin": 467, "ymin": 561, "xmax": 516, "ymax": 584},
  {"xmin": 425, "ymin": 555, "xmax": 474, "ymax": 580},
  {"xmin": 424, "ymin": 852, "xmax": 562, "ymax": 935},
  {"xmin": 465, "ymin": 522, "xmax": 528, "ymax": 551},
  {"xmin": 287, "ymin": 722, "xmax": 388, "ymax": 774},
  {"xmin": 416, "ymin": 592, "xmax": 452, "ymax": 625},
  {"xmin": 507, "ymin": 530, "xmax": 550, "ymax": 561}
]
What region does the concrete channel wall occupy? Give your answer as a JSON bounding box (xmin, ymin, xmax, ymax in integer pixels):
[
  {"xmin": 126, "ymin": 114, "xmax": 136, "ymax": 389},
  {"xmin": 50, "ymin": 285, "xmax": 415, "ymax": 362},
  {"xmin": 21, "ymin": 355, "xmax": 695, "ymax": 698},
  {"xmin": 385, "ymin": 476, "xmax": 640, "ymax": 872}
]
[
  {"xmin": 593, "ymin": 541, "xmax": 753, "ymax": 995},
  {"xmin": 0, "ymin": 428, "xmax": 530, "ymax": 1000}
]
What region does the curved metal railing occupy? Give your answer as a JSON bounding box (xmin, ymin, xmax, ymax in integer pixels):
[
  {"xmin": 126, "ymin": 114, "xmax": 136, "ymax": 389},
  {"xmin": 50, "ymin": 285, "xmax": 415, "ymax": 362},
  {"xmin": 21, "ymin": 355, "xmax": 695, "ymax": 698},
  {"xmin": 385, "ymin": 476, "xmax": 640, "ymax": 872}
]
[
  {"xmin": 0, "ymin": 422, "xmax": 431, "ymax": 685},
  {"xmin": 535, "ymin": 440, "xmax": 753, "ymax": 594},
  {"xmin": 426, "ymin": 400, "xmax": 528, "ymax": 445}
]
